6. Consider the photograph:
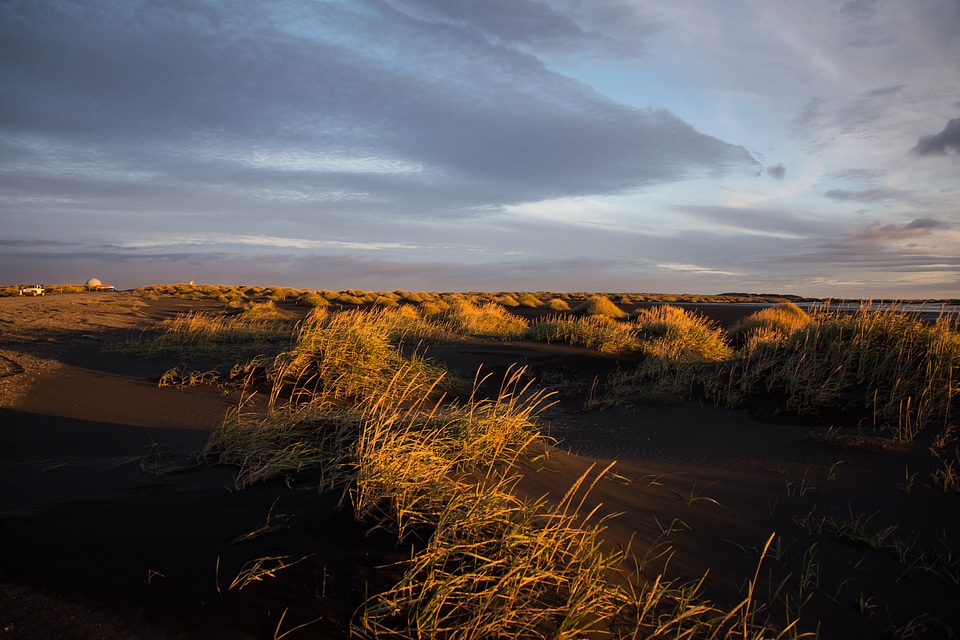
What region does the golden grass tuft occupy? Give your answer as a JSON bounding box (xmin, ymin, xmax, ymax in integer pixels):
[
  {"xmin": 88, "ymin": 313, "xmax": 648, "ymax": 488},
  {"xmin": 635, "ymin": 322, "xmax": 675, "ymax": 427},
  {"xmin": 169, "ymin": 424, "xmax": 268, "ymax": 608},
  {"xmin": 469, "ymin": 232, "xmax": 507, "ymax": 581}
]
[
  {"xmin": 634, "ymin": 305, "xmax": 732, "ymax": 363},
  {"xmin": 727, "ymin": 303, "xmax": 811, "ymax": 349},
  {"xmin": 124, "ymin": 309, "xmax": 297, "ymax": 362},
  {"xmin": 430, "ymin": 300, "xmax": 529, "ymax": 339},
  {"xmin": 516, "ymin": 293, "xmax": 543, "ymax": 308},
  {"xmin": 269, "ymin": 308, "xmax": 448, "ymax": 409},
  {"xmin": 571, "ymin": 295, "xmax": 628, "ymax": 319},
  {"xmin": 707, "ymin": 305, "xmax": 960, "ymax": 441},
  {"xmin": 543, "ymin": 297, "xmax": 571, "ymax": 312},
  {"xmin": 297, "ymin": 292, "xmax": 330, "ymax": 308},
  {"xmin": 527, "ymin": 315, "xmax": 640, "ymax": 353}
]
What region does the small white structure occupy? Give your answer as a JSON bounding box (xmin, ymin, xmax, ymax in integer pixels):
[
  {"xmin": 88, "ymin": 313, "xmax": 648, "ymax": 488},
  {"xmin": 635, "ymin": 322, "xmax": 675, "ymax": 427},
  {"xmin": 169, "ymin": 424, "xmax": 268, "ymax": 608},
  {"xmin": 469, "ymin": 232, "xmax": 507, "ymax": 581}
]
[{"xmin": 85, "ymin": 277, "xmax": 115, "ymax": 292}]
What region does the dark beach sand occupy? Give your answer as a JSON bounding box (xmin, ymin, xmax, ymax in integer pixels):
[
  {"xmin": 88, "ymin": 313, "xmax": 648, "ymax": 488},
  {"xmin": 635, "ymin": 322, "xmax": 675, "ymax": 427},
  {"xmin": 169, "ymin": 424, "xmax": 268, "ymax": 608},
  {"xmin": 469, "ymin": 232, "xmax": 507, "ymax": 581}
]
[{"xmin": 1, "ymin": 294, "xmax": 958, "ymax": 639}]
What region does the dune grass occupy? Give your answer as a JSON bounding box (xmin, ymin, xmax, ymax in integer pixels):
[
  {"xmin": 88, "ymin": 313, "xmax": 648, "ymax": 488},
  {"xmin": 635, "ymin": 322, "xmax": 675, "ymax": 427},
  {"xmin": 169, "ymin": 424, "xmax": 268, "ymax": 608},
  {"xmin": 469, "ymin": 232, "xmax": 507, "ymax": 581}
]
[
  {"xmin": 195, "ymin": 303, "xmax": 813, "ymax": 638},
  {"xmin": 122, "ymin": 308, "xmax": 298, "ymax": 363},
  {"xmin": 428, "ymin": 299, "xmax": 529, "ymax": 339},
  {"xmin": 571, "ymin": 295, "xmax": 629, "ymax": 319},
  {"xmin": 267, "ymin": 307, "xmax": 451, "ymax": 410},
  {"xmin": 633, "ymin": 305, "xmax": 733, "ymax": 363},
  {"xmin": 527, "ymin": 315, "xmax": 641, "ymax": 353},
  {"xmin": 727, "ymin": 303, "xmax": 812, "ymax": 351},
  {"xmin": 710, "ymin": 305, "xmax": 959, "ymax": 441},
  {"xmin": 592, "ymin": 303, "xmax": 958, "ymax": 443}
]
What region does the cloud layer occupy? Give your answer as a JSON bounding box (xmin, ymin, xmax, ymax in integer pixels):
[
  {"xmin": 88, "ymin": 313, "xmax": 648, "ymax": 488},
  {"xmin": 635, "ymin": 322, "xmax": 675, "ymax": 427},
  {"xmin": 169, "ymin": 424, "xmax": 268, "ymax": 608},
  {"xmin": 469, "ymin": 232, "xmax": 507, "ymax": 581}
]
[
  {"xmin": 2, "ymin": 1, "xmax": 959, "ymax": 298},
  {"xmin": 1, "ymin": 0, "xmax": 756, "ymax": 224}
]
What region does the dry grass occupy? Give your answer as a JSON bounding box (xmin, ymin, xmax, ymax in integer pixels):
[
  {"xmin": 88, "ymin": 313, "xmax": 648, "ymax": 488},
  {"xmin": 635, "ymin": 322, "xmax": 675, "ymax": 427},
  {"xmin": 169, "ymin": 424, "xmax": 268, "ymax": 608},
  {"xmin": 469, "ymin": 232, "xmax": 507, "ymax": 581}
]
[
  {"xmin": 429, "ymin": 299, "xmax": 529, "ymax": 339},
  {"xmin": 358, "ymin": 466, "xmax": 626, "ymax": 640},
  {"xmin": 268, "ymin": 307, "xmax": 449, "ymax": 410},
  {"xmin": 588, "ymin": 303, "xmax": 959, "ymax": 441},
  {"xmin": 571, "ymin": 295, "xmax": 629, "ymax": 319},
  {"xmin": 195, "ymin": 304, "xmax": 810, "ymax": 638},
  {"xmin": 634, "ymin": 305, "xmax": 732, "ymax": 363},
  {"xmin": 544, "ymin": 297, "xmax": 572, "ymax": 312},
  {"xmin": 122, "ymin": 308, "xmax": 297, "ymax": 362},
  {"xmin": 527, "ymin": 315, "xmax": 641, "ymax": 353},
  {"xmin": 706, "ymin": 305, "xmax": 960, "ymax": 441},
  {"xmin": 727, "ymin": 303, "xmax": 812, "ymax": 350}
]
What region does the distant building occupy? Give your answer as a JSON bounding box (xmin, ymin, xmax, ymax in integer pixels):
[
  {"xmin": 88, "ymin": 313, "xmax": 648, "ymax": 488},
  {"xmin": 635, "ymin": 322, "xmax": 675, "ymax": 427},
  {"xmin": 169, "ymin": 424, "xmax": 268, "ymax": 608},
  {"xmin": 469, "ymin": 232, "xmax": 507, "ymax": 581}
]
[{"xmin": 85, "ymin": 277, "xmax": 116, "ymax": 292}]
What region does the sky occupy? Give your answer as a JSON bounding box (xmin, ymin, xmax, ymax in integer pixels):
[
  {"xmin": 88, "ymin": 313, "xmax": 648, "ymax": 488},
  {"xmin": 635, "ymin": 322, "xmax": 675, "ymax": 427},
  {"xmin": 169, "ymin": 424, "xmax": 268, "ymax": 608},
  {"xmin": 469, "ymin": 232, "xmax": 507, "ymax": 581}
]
[{"xmin": 2, "ymin": 0, "xmax": 959, "ymax": 298}]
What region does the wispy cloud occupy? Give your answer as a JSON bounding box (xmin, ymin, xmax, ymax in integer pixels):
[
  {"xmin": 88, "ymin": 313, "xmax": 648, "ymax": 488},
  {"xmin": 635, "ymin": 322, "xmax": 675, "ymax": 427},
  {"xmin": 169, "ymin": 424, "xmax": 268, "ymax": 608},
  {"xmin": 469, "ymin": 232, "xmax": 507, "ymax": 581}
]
[
  {"xmin": 824, "ymin": 188, "xmax": 908, "ymax": 202},
  {"xmin": 849, "ymin": 218, "xmax": 948, "ymax": 242},
  {"xmin": 911, "ymin": 117, "xmax": 960, "ymax": 156},
  {"xmin": 656, "ymin": 263, "xmax": 740, "ymax": 277},
  {"xmin": 116, "ymin": 234, "xmax": 426, "ymax": 252}
]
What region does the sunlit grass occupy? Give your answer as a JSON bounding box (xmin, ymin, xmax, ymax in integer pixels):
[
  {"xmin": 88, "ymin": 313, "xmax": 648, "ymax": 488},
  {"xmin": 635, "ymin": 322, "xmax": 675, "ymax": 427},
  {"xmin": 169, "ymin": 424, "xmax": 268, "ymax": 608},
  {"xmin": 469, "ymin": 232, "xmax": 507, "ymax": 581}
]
[
  {"xmin": 527, "ymin": 315, "xmax": 640, "ymax": 353},
  {"xmin": 705, "ymin": 305, "xmax": 960, "ymax": 440},
  {"xmin": 121, "ymin": 308, "xmax": 297, "ymax": 362},
  {"xmin": 268, "ymin": 307, "xmax": 450, "ymax": 410},
  {"xmin": 585, "ymin": 304, "xmax": 960, "ymax": 442},
  {"xmin": 428, "ymin": 299, "xmax": 529, "ymax": 339},
  {"xmin": 727, "ymin": 303, "xmax": 812, "ymax": 351},
  {"xmin": 634, "ymin": 305, "xmax": 732, "ymax": 363},
  {"xmin": 571, "ymin": 294, "xmax": 628, "ymax": 319}
]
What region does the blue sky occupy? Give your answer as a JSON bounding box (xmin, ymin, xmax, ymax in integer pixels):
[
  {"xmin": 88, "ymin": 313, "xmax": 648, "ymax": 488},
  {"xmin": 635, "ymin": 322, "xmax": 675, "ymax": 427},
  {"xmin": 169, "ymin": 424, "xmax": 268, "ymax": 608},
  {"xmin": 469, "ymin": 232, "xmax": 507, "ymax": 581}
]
[{"xmin": 2, "ymin": 0, "xmax": 958, "ymax": 297}]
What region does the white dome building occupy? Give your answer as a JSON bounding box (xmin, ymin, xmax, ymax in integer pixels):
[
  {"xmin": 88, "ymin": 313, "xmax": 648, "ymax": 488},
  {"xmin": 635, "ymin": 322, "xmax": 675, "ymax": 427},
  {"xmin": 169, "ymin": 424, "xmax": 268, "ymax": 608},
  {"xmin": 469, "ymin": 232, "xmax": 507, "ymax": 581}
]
[{"xmin": 85, "ymin": 278, "xmax": 115, "ymax": 292}]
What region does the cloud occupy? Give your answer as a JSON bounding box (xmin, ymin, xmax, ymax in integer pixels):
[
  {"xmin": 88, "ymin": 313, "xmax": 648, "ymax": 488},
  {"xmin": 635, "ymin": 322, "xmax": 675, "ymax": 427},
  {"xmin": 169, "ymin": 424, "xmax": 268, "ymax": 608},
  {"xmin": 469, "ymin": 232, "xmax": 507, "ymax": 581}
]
[
  {"xmin": 792, "ymin": 85, "xmax": 913, "ymax": 151},
  {"xmin": 825, "ymin": 188, "xmax": 907, "ymax": 202},
  {"xmin": 673, "ymin": 205, "xmax": 827, "ymax": 239},
  {"xmin": 765, "ymin": 163, "xmax": 786, "ymax": 179},
  {"xmin": 0, "ymin": 0, "xmax": 758, "ymax": 224},
  {"xmin": 829, "ymin": 168, "xmax": 887, "ymax": 181},
  {"xmin": 850, "ymin": 217, "xmax": 947, "ymax": 243},
  {"xmin": 655, "ymin": 263, "xmax": 739, "ymax": 277},
  {"xmin": 911, "ymin": 118, "xmax": 960, "ymax": 156}
]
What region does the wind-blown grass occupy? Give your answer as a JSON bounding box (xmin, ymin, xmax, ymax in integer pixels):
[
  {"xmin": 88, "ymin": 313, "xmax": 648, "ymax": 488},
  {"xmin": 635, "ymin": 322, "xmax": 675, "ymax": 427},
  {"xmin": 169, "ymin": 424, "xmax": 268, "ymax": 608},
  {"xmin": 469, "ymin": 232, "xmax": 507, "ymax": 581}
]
[
  {"xmin": 197, "ymin": 304, "xmax": 812, "ymax": 639},
  {"xmin": 726, "ymin": 303, "xmax": 812, "ymax": 350},
  {"xmin": 358, "ymin": 466, "xmax": 626, "ymax": 640},
  {"xmin": 589, "ymin": 303, "xmax": 958, "ymax": 443},
  {"xmin": 429, "ymin": 299, "xmax": 529, "ymax": 339},
  {"xmin": 634, "ymin": 305, "xmax": 732, "ymax": 363},
  {"xmin": 268, "ymin": 307, "xmax": 450, "ymax": 409},
  {"xmin": 708, "ymin": 305, "xmax": 959, "ymax": 440},
  {"xmin": 124, "ymin": 308, "xmax": 298, "ymax": 362},
  {"xmin": 527, "ymin": 315, "xmax": 641, "ymax": 353}
]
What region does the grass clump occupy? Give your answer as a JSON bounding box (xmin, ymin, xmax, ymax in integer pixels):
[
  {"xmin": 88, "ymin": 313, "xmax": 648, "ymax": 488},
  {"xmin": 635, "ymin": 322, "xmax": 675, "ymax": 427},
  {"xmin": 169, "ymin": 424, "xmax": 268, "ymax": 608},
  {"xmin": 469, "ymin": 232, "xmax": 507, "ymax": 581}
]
[
  {"xmin": 727, "ymin": 303, "xmax": 811, "ymax": 350},
  {"xmin": 516, "ymin": 293, "xmax": 542, "ymax": 308},
  {"xmin": 527, "ymin": 315, "xmax": 641, "ymax": 353},
  {"xmin": 297, "ymin": 292, "xmax": 330, "ymax": 308},
  {"xmin": 543, "ymin": 297, "xmax": 571, "ymax": 312},
  {"xmin": 707, "ymin": 305, "xmax": 960, "ymax": 440},
  {"xmin": 634, "ymin": 305, "xmax": 732, "ymax": 362},
  {"xmin": 359, "ymin": 467, "xmax": 625, "ymax": 640},
  {"xmin": 598, "ymin": 303, "xmax": 958, "ymax": 441},
  {"xmin": 571, "ymin": 295, "xmax": 628, "ymax": 319},
  {"xmin": 431, "ymin": 300, "xmax": 528, "ymax": 339},
  {"xmin": 269, "ymin": 308, "xmax": 448, "ymax": 409},
  {"xmin": 128, "ymin": 309, "xmax": 296, "ymax": 362}
]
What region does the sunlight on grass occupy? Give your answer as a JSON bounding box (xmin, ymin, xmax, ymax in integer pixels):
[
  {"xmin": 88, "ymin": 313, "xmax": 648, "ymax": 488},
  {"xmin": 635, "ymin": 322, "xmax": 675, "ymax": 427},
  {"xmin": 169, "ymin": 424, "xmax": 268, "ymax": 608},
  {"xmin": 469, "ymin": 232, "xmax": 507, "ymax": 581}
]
[{"xmin": 195, "ymin": 303, "xmax": 814, "ymax": 638}]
